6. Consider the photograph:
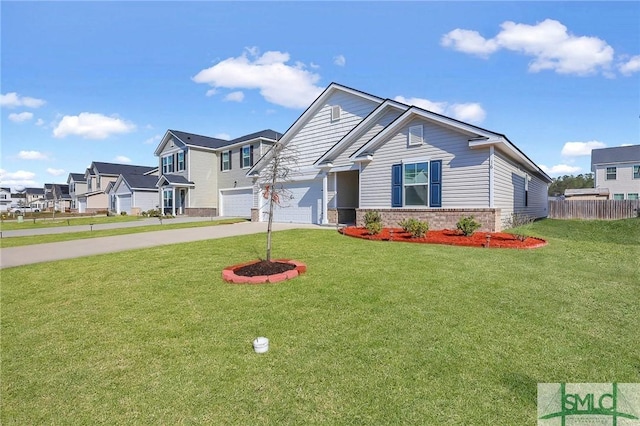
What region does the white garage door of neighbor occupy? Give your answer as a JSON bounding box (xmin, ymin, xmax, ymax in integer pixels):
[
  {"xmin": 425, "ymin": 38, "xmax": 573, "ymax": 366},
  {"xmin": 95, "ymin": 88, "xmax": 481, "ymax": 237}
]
[
  {"xmin": 221, "ymin": 188, "xmax": 253, "ymax": 217},
  {"xmin": 118, "ymin": 194, "xmax": 132, "ymax": 215},
  {"xmin": 271, "ymin": 180, "xmax": 322, "ymax": 224},
  {"xmin": 78, "ymin": 200, "xmax": 86, "ymax": 213}
]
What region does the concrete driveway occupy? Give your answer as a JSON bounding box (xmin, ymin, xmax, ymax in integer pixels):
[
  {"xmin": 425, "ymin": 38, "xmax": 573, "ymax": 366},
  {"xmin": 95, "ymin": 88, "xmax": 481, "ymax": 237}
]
[{"xmin": 0, "ymin": 221, "xmax": 334, "ymax": 269}]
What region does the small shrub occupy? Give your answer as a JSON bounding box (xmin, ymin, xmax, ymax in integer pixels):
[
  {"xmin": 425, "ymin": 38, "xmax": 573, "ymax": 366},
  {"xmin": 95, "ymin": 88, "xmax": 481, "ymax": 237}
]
[
  {"xmin": 120, "ymin": 211, "xmax": 127, "ymax": 216},
  {"xmin": 398, "ymin": 217, "xmax": 429, "ymax": 238},
  {"xmin": 456, "ymin": 215, "xmax": 481, "ymax": 236},
  {"xmin": 364, "ymin": 211, "xmax": 382, "ymax": 235}
]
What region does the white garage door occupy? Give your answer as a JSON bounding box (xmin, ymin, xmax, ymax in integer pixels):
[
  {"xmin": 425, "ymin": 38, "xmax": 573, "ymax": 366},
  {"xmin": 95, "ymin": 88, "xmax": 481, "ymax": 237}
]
[
  {"xmin": 78, "ymin": 199, "xmax": 87, "ymax": 213},
  {"xmin": 220, "ymin": 188, "xmax": 253, "ymax": 218},
  {"xmin": 270, "ymin": 180, "xmax": 322, "ymax": 224},
  {"xmin": 117, "ymin": 194, "xmax": 132, "ymax": 215}
]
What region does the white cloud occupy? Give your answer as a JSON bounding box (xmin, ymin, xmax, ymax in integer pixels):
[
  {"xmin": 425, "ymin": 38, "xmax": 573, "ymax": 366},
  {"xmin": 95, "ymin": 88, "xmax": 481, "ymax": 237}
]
[
  {"xmin": 53, "ymin": 112, "xmax": 136, "ymax": 139},
  {"xmin": 114, "ymin": 155, "xmax": 132, "ymax": 163},
  {"xmin": 213, "ymin": 133, "xmax": 231, "ymax": 140},
  {"xmin": 35, "ymin": 118, "xmax": 45, "ymax": 126},
  {"xmin": 561, "ymin": 141, "xmax": 607, "ymax": 157},
  {"xmin": 618, "ymin": 55, "xmax": 640, "ymax": 76},
  {"xmin": 442, "ymin": 19, "xmax": 615, "ymax": 76},
  {"xmin": 394, "ymin": 96, "xmax": 486, "ymax": 123},
  {"xmin": 333, "ymin": 55, "xmax": 346, "ymax": 67},
  {"xmin": 0, "ymin": 169, "xmax": 38, "ymax": 188},
  {"xmin": 143, "ymin": 134, "xmax": 162, "ymax": 145},
  {"xmin": 206, "ymin": 88, "xmax": 218, "ymax": 97},
  {"xmin": 192, "ymin": 48, "xmax": 323, "ymax": 109},
  {"xmin": 18, "ymin": 150, "xmax": 48, "ymax": 160},
  {"xmin": 0, "ymin": 92, "xmax": 46, "ymax": 108},
  {"xmin": 224, "ymin": 91, "xmax": 245, "ymax": 102},
  {"xmin": 46, "ymin": 168, "xmax": 66, "ymax": 177},
  {"xmin": 8, "ymin": 112, "xmax": 34, "ymax": 123},
  {"xmin": 540, "ymin": 164, "xmax": 582, "ymax": 176}
]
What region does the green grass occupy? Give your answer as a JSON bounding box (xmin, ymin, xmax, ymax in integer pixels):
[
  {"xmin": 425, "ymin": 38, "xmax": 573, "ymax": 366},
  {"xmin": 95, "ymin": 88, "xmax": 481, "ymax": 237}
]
[
  {"xmin": 0, "ymin": 218, "xmax": 246, "ymax": 248},
  {"xmin": 2, "ymin": 219, "xmax": 639, "ymax": 424},
  {"xmin": 0, "ymin": 214, "xmax": 143, "ymax": 231}
]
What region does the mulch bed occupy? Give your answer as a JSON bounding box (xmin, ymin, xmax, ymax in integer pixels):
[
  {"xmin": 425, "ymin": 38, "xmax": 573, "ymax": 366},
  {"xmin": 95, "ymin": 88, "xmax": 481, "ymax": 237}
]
[
  {"xmin": 340, "ymin": 227, "xmax": 547, "ymax": 249},
  {"xmin": 234, "ymin": 260, "xmax": 296, "ymax": 277}
]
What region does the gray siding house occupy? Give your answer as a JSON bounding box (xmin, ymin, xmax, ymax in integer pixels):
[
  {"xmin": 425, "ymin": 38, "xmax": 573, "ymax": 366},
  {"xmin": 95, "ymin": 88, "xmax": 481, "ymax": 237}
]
[
  {"xmin": 249, "ymin": 83, "xmax": 551, "ymax": 231},
  {"xmin": 591, "ymin": 145, "xmax": 640, "ymax": 200},
  {"xmin": 154, "ymin": 129, "xmax": 281, "ymax": 217}
]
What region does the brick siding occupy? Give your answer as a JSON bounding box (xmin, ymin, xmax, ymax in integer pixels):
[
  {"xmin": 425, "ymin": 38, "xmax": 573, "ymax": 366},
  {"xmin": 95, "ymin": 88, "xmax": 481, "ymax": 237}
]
[{"xmin": 355, "ymin": 208, "xmax": 502, "ymax": 232}]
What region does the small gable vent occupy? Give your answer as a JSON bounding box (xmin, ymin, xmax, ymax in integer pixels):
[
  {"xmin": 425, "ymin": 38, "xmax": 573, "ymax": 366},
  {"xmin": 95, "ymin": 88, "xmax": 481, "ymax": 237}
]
[
  {"xmin": 331, "ymin": 105, "xmax": 341, "ymax": 122},
  {"xmin": 408, "ymin": 125, "xmax": 424, "ymax": 146}
]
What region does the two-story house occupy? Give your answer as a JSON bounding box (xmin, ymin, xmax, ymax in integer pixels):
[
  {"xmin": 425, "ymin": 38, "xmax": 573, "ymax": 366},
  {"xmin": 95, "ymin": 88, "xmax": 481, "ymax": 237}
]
[
  {"xmin": 0, "ymin": 187, "xmax": 12, "ymax": 212},
  {"xmin": 154, "ymin": 129, "xmax": 281, "ymax": 217},
  {"xmin": 591, "ymin": 145, "xmax": 640, "ymax": 200},
  {"xmin": 25, "ymin": 187, "xmax": 45, "ymax": 211},
  {"xmin": 51, "ymin": 184, "xmax": 72, "ymax": 212},
  {"xmin": 67, "ymin": 173, "xmax": 88, "ymax": 212},
  {"xmin": 77, "ymin": 162, "xmax": 157, "ymax": 213}
]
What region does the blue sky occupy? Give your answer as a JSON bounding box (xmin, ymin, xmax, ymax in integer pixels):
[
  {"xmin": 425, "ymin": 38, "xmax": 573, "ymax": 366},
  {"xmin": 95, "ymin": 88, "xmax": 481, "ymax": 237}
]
[{"xmin": 1, "ymin": 1, "xmax": 639, "ymax": 189}]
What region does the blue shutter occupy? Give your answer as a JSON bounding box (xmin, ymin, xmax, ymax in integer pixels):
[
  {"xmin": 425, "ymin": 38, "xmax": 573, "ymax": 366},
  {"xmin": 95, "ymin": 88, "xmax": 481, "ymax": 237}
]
[
  {"xmin": 250, "ymin": 145, "xmax": 254, "ymax": 166},
  {"xmin": 430, "ymin": 160, "xmax": 442, "ymax": 207},
  {"xmin": 392, "ymin": 164, "xmax": 402, "ymax": 207}
]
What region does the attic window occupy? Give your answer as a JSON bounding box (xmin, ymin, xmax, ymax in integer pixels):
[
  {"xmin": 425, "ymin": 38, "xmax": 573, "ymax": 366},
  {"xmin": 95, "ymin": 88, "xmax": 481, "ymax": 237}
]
[
  {"xmin": 331, "ymin": 105, "xmax": 341, "ymax": 122},
  {"xmin": 408, "ymin": 125, "xmax": 424, "ymax": 146}
]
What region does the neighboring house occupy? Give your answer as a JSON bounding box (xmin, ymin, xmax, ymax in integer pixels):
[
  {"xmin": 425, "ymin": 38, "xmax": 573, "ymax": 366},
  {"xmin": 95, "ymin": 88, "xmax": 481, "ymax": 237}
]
[
  {"xmin": 248, "ymin": 83, "xmax": 552, "ymax": 231},
  {"xmin": 25, "ymin": 187, "xmax": 45, "ymax": 210},
  {"xmin": 43, "ymin": 183, "xmax": 54, "ymax": 210},
  {"xmin": 0, "ymin": 187, "xmax": 12, "ymax": 212},
  {"xmin": 108, "ymin": 173, "xmax": 159, "ymax": 215},
  {"xmin": 591, "ymin": 145, "xmax": 640, "ymax": 200},
  {"xmin": 52, "ymin": 184, "xmax": 72, "ymax": 212},
  {"xmin": 154, "ymin": 129, "xmax": 281, "ymax": 216},
  {"xmin": 77, "ymin": 162, "xmax": 157, "ymax": 213},
  {"xmin": 67, "ymin": 173, "xmax": 88, "ymax": 212},
  {"xmin": 563, "ymin": 188, "xmax": 609, "ymax": 200}
]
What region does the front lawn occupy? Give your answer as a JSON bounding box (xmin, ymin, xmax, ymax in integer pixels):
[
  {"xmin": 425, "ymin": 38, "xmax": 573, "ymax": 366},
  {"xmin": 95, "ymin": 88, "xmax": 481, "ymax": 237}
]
[{"xmin": 1, "ymin": 219, "xmax": 638, "ymax": 424}]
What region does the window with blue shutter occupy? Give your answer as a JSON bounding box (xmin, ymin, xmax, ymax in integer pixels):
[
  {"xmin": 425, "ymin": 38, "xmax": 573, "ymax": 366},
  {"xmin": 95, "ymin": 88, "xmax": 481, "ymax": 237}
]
[
  {"xmin": 429, "ymin": 160, "xmax": 442, "ymax": 207},
  {"xmin": 392, "ymin": 164, "xmax": 402, "ymax": 207}
]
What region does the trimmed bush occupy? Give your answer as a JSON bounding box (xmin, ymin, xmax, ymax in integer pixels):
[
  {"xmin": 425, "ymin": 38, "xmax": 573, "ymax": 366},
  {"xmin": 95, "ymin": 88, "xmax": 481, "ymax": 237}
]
[
  {"xmin": 364, "ymin": 211, "xmax": 382, "ymax": 235},
  {"xmin": 398, "ymin": 217, "xmax": 429, "ymax": 238},
  {"xmin": 456, "ymin": 215, "xmax": 481, "ymax": 236}
]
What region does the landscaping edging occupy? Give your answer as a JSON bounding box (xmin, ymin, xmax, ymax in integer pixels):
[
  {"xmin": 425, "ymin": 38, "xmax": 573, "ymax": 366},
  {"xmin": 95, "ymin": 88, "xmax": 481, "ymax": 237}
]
[{"xmin": 222, "ymin": 259, "xmax": 307, "ymax": 284}]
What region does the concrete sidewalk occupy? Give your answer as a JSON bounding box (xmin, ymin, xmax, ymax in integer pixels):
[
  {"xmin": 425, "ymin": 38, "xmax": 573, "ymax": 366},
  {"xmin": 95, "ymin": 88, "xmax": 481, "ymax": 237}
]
[{"xmin": 0, "ymin": 221, "xmax": 334, "ymax": 269}]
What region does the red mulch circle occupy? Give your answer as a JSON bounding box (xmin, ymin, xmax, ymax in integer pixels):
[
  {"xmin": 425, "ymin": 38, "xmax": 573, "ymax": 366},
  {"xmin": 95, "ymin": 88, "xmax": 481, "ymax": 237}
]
[
  {"xmin": 340, "ymin": 227, "xmax": 546, "ymax": 249},
  {"xmin": 222, "ymin": 259, "xmax": 307, "ymax": 284},
  {"xmin": 234, "ymin": 260, "xmax": 296, "ymax": 277}
]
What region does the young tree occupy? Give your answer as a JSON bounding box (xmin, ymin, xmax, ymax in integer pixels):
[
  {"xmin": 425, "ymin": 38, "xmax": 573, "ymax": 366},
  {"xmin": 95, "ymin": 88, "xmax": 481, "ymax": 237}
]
[{"xmin": 258, "ymin": 141, "xmax": 298, "ymax": 262}]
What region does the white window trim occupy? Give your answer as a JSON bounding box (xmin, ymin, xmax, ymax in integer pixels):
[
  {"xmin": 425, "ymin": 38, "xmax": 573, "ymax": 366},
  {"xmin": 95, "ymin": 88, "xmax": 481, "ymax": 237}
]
[
  {"xmin": 403, "ymin": 160, "xmax": 429, "ymax": 207},
  {"xmin": 221, "ymin": 150, "xmax": 231, "ymax": 171},
  {"xmin": 241, "ymin": 145, "xmax": 251, "ymax": 169},
  {"xmin": 633, "ymin": 165, "xmax": 640, "ymax": 179},
  {"xmin": 177, "ymin": 151, "xmax": 185, "ymax": 172},
  {"xmin": 605, "ymin": 166, "xmax": 616, "ymax": 180},
  {"xmin": 408, "ymin": 125, "xmax": 424, "ymax": 146}
]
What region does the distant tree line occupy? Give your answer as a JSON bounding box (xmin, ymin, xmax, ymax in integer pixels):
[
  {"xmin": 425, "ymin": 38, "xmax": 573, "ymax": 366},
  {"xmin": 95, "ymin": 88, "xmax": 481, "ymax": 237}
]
[{"xmin": 548, "ymin": 173, "xmax": 594, "ymax": 196}]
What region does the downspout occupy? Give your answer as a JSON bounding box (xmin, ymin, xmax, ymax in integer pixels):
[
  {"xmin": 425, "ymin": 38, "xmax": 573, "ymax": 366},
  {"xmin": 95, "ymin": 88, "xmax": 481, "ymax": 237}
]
[
  {"xmin": 322, "ymin": 172, "xmax": 329, "ymax": 225},
  {"xmin": 489, "ymin": 146, "xmax": 495, "ymax": 208}
]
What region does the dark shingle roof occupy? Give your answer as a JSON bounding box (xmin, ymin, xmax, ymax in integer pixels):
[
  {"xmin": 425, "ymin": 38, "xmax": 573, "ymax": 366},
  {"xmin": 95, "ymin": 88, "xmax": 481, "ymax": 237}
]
[
  {"xmin": 169, "ymin": 129, "xmax": 282, "ymax": 150},
  {"xmin": 229, "ymin": 129, "xmax": 282, "ymax": 144},
  {"xmin": 92, "ymin": 162, "xmax": 156, "ymax": 176},
  {"xmin": 122, "ymin": 174, "xmax": 159, "ymax": 190},
  {"xmin": 159, "ymin": 174, "xmax": 195, "ymax": 186},
  {"xmin": 592, "ymin": 145, "xmax": 640, "ymax": 167},
  {"xmin": 169, "ymin": 130, "xmax": 230, "ymax": 150},
  {"xmin": 69, "ymin": 173, "xmax": 85, "ymax": 181},
  {"xmin": 26, "ymin": 187, "xmax": 45, "ymax": 195}
]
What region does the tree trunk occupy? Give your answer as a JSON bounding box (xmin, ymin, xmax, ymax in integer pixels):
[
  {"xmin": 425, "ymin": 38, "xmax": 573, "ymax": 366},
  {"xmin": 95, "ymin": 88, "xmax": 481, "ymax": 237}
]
[{"xmin": 265, "ymin": 163, "xmax": 278, "ymax": 262}]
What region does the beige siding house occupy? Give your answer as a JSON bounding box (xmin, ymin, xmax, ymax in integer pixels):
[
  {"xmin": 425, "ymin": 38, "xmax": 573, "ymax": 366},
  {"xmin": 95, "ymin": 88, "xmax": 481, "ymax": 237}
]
[{"xmin": 249, "ymin": 83, "xmax": 551, "ymax": 231}]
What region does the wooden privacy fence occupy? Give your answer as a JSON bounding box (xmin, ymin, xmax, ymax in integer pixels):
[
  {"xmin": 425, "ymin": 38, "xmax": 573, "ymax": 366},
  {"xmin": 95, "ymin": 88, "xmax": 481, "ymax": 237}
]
[{"xmin": 548, "ymin": 200, "xmax": 640, "ymax": 220}]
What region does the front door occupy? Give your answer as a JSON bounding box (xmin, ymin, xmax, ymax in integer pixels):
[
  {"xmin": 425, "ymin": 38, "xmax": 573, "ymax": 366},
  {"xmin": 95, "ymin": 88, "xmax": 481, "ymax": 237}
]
[{"xmin": 179, "ymin": 189, "xmax": 186, "ymax": 215}]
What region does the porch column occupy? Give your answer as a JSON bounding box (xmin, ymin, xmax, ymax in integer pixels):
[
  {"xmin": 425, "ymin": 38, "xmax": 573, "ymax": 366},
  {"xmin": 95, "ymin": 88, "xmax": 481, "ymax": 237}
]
[
  {"xmin": 172, "ymin": 187, "xmax": 176, "ymax": 216},
  {"xmin": 322, "ymin": 172, "xmax": 329, "ymax": 225}
]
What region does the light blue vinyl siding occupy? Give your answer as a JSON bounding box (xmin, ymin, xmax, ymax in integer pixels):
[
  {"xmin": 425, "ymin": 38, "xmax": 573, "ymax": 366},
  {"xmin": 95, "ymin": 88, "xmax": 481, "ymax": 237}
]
[
  {"xmin": 286, "ymin": 91, "xmax": 379, "ymax": 169},
  {"xmin": 360, "ymin": 118, "xmax": 490, "ymax": 209}
]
